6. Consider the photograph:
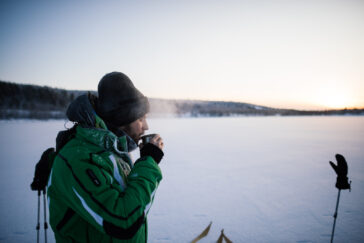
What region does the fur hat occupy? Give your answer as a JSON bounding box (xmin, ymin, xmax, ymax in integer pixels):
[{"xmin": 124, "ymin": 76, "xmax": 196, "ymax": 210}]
[{"xmin": 96, "ymin": 72, "xmax": 149, "ymax": 126}]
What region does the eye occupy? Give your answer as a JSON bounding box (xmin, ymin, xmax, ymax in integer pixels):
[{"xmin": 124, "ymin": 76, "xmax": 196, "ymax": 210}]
[{"xmin": 139, "ymin": 115, "xmax": 147, "ymax": 122}]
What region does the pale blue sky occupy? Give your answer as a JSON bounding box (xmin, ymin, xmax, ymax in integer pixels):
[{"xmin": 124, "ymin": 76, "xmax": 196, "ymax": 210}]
[{"xmin": 1, "ymin": 0, "xmax": 363, "ymax": 109}]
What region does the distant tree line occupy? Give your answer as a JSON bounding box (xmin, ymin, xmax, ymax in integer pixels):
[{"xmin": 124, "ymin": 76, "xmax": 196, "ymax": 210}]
[
  {"xmin": 173, "ymin": 100, "xmax": 276, "ymax": 116},
  {"xmin": 1, "ymin": 80, "xmax": 363, "ymax": 119},
  {"xmin": 0, "ymin": 80, "xmax": 84, "ymax": 119}
]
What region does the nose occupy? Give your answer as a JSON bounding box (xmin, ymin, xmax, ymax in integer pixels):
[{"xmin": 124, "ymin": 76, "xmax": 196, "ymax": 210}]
[{"xmin": 143, "ymin": 119, "xmax": 149, "ymax": 131}]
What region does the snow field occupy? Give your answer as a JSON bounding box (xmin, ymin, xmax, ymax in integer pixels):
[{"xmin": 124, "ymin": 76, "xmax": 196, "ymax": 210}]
[{"xmin": 0, "ymin": 116, "xmax": 363, "ymax": 242}]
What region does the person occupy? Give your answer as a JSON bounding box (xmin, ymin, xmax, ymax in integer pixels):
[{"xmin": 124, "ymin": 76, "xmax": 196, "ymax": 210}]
[{"xmin": 47, "ymin": 72, "xmax": 164, "ymax": 242}]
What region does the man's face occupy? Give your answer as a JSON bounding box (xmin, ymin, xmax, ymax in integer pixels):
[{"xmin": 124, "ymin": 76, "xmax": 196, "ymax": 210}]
[{"xmin": 121, "ymin": 115, "xmax": 149, "ymax": 143}]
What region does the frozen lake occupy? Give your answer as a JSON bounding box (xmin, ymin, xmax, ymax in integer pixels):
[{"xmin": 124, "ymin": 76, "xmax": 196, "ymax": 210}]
[{"xmin": 0, "ymin": 116, "xmax": 363, "ymax": 243}]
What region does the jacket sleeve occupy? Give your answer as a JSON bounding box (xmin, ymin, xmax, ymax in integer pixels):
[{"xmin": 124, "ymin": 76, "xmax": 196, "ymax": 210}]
[{"xmin": 54, "ymin": 152, "xmax": 162, "ymax": 240}]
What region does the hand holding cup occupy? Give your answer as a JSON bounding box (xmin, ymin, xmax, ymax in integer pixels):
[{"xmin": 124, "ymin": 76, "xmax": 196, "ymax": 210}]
[{"xmin": 140, "ymin": 134, "xmax": 164, "ymax": 150}]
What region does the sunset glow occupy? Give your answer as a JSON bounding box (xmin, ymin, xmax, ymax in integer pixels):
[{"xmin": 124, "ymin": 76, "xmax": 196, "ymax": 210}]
[
  {"xmin": 311, "ymin": 86, "xmax": 363, "ymax": 110},
  {"xmin": 0, "ymin": 0, "xmax": 363, "ymax": 110}
]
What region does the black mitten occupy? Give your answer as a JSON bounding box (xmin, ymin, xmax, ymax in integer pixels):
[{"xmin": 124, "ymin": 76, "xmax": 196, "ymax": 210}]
[
  {"xmin": 329, "ymin": 154, "xmax": 351, "ymax": 190},
  {"xmin": 140, "ymin": 143, "xmax": 164, "ymax": 164},
  {"xmin": 30, "ymin": 147, "xmax": 56, "ymax": 191}
]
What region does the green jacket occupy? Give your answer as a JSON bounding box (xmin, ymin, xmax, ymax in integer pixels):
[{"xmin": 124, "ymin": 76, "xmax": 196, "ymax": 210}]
[{"xmin": 47, "ymin": 97, "xmax": 162, "ymax": 242}]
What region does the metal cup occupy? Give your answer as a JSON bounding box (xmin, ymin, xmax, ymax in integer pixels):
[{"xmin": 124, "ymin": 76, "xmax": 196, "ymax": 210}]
[{"xmin": 141, "ymin": 134, "xmax": 157, "ymax": 145}]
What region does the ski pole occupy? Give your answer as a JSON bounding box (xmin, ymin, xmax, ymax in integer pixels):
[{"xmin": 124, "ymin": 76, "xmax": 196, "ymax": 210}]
[
  {"xmin": 43, "ymin": 189, "xmax": 48, "ymax": 243},
  {"xmin": 329, "ymin": 154, "xmax": 351, "ymax": 243},
  {"xmin": 36, "ymin": 190, "xmax": 41, "ymax": 243},
  {"xmin": 330, "ymin": 189, "xmax": 341, "ymax": 243}
]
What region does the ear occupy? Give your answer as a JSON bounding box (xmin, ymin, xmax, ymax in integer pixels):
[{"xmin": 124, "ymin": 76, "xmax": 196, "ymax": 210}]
[{"xmin": 119, "ymin": 124, "xmax": 133, "ymax": 138}]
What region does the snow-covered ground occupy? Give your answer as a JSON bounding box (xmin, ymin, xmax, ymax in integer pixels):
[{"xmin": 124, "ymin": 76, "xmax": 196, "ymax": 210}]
[{"xmin": 0, "ymin": 116, "xmax": 363, "ymax": 243}]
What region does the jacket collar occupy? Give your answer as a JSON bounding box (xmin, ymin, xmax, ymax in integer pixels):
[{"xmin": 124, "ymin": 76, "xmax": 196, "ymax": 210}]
[
  {"xmin": 67, "ymin": 94, "xmax": 137, "ymax": 153},
  {"xmin": 75, "ymin": 124, "xmax": 129, "ymax": 154}
]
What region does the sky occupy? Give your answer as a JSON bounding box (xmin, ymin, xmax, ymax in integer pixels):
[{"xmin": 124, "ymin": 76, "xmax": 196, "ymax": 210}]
[{"xmin": 0, "ymin": 0, "xmax": 363, "ymax": 110}]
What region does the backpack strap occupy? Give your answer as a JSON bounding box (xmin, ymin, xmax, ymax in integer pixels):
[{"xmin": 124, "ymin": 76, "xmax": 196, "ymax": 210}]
[{"xmin": 56, "ymin": 124, "xmax": 78, "ymax": 152}]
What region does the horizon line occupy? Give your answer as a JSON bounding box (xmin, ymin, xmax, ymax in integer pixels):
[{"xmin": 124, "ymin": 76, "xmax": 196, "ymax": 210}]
[{"xmin": 1, "ymin": 79, "xmax": 363, "ymax": 112}]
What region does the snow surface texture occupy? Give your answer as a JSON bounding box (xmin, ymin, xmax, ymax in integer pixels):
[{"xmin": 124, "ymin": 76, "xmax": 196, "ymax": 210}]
[{"xmin": 0, "ymin": 117, "xmax": 363, "ymax": 243}]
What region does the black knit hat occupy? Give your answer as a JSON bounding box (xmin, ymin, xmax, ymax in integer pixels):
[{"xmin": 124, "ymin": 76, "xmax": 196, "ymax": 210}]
[{"xmin": 96, "ymin": 72, "xmax": 149, "ymax": 126}]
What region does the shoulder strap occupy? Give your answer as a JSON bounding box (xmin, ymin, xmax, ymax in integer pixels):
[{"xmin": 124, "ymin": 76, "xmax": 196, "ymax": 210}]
[{"xmin": 56, "ymin": 124, "xmax": 78, "ymax": 152}]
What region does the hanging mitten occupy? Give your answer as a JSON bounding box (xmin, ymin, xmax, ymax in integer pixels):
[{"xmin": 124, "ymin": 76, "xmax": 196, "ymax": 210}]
[
  {"xmin": 30, "ymin": 147, "xmax": 56, "ymax": 191},
  {"xmin": 329, "ymin": 154, "xmax": 351, "ymax": 190}
]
